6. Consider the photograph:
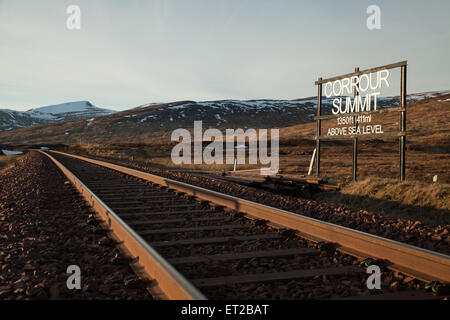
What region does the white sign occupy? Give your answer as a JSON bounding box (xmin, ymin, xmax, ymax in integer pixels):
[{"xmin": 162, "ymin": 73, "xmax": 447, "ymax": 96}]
[
  {"xmin": 324, "ymin": 69, "xmax": 390, "ymax": 137},
  {"xmin": 324, "ymin": 70, "xmax": 390, "ymax": 115}
]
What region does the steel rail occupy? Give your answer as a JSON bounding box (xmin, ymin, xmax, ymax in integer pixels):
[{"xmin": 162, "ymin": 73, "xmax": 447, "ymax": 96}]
[
  {"xmin": 46, "ymin": 150, "xmax": 450, "ymax": 284},
  {"xmin": 40, "ymin": 151, "xmax": 206, "ymax": 300}
]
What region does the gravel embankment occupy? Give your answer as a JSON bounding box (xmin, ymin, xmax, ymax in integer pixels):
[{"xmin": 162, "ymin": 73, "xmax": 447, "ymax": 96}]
[{"xmin": 0, "ymin": 151, "xmax": 152, "ymax": 300}]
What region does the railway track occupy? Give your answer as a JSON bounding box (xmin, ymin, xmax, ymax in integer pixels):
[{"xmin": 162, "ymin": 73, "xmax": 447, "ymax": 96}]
[{"xmin": 41, "ymin": 150, "xmax": 450, "ymax": 300}]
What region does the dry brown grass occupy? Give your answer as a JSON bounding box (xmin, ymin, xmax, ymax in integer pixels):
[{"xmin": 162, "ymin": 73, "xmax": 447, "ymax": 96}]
[
  {"xmin": 0, "ymin": 155, "xmax": 21, "ymax": 172},
  {"xmin": 70, "ymin": 143, "xmax": 264, "ymax": 172},
  {"xmin": 315, "ymin": 177, "xmax": 450, "ymax": 226},
  {"xmin": 340, "ymin": 178, "xmax": 448, "ymax": 210}
]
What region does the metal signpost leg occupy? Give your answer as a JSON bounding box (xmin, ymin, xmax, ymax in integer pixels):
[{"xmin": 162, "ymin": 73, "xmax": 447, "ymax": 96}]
[
  {"xmin": 400, "ymin": 65, "xmax": 407, "ymax": 181},
  {"xmin": 352, "ymin": 67, "xmax": 359, "ymax": 181},
  {"xmin": 316, "ymin": 77, "xmax": 322, "ymax": 177}
]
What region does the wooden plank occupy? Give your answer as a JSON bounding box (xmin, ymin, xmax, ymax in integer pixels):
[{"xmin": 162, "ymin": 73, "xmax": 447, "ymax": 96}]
[
  {"xmin": 118, "ymin": 209, "xmax": 214, "ymax": 218},
  {"xmin": 314, "ymin": 107, "xmax": 406, "ymax": 120},
  {"xmin": 89, "ymin": 185, "xmax": 152, "ymax": 189},
  {"xmin": 149, "ymin": 234, "xmax": 281, "ymax": 247},
  {"xmin": 318, "ymin": 184, "xmax": 340, "ymax": 191},
  {"xmin": 99, "ymin": 196, "xmax": 182, "ymax": 203},
  {"xmin": 215, "ymin": 176, "xmax": 262, "ymax": 187},
  {"xmin": 90, "ymin": 188, "xmax": 152, "ymax": 193},
  {"xmin": 94, "ymin": 191, "xmax": 169, "ymax": 197},
  {"xmin": 129, "ymin": 218, "xmax": 186, "ymax": 225},
  {"xmin": 114, "ymin": 204, "xmax": 201, "ymax": 212},
  {"xmin": 315, "ymin": 61, "xmax": 407, "ymax": 84},
  {"xmin": 99, "ymin": 196, "xmax": 179, "ymax": 201},
  {"xmin": 88, "ymin": 184, "xmax": 148, "ymax": 188},
  {"xmin": 104, "ymin": 199, "xmax": 186, "ymax": 206},
  {"xmin": 127, "ymin": 216, "xmax": 226, "ymax": 227},
  {"xmin": 227, "ymin": 168, "xmax": 262, "ymax": 174},
  {"xmin": 167, "ymin": 248, "xmax": 319, "ymax": 265},
  {"xmin": 191, "ymin": 266, "xmax": 361, "ymax": 288},
  {"xmin": 268, "ymin": 176, "xmax": 324, "ymax": 185},
  {"xmin": 139, "ymin": 224, "xmax": 246, "ymax": 236}
]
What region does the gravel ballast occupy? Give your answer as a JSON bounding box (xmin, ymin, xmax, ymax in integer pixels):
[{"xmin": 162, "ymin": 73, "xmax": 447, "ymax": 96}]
[{"xmin": 0, "ymin": 151, "xmax": 152, "ymax": 300}]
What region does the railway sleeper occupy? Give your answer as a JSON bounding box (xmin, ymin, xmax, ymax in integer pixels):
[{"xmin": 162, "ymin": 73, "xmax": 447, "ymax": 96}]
[
  {"xmin": 191, "ymin": 266, "xmax": 361, "ymax": 288},
  {"xmin": 149, "ymin": 234, "xmax": 282, "ymax": 248},
  {"xmin": 167, "ymin": 248, "xmax": 319, "ymax": 265}
]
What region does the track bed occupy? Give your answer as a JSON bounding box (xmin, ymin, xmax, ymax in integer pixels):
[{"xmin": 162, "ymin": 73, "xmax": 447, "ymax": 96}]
[{"xmin": 48, "ymin": 151, "xmax": 445, "ymax": 300}]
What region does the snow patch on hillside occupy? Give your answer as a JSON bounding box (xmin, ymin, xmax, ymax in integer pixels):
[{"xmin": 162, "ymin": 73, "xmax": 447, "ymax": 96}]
[
  {"xmin": 0, "ymin": 101, "xmax": 117, "ymax": 133},
  {"xmin": 26, "ymin": 101, "xmax": 115, "ymax": 121},
  {"xmin": 2, "ymin": 149, "xmax": 23, "ymax": 155},
  {"xmin": 29, "ymin": 101, "xmax": 94, "ymax": 114}
]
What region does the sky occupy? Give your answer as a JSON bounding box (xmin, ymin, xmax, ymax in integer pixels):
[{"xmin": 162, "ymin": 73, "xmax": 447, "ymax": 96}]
[{"xmin": 1, "ymin": 0, "xmax": 449, "ymax": 111}]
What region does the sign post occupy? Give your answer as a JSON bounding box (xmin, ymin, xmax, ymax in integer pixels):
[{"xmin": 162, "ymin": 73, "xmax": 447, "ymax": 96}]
[
  {"xmin": 400, "ymin": 65, "xmax": 407, "ymax": 181},
  {"xmin": 315, "ymin": 77, "xmax": 322, "ymax": 177},
  {"xmin": 352, "ymin": 67, "xmax": 359, "ymax": 181},
  {"xmin": 314, "ymin": 61, "xmax": 407, "ymax": 181}
]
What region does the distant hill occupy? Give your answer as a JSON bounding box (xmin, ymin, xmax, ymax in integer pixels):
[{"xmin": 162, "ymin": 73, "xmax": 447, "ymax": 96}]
[
  {"xmin": 0, "ymin": 101, "xmax": 115, "ymax": 132},
  {"xmin": 0, "ymin": 91, "xmax": 448, "ymax": 145}
]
